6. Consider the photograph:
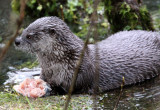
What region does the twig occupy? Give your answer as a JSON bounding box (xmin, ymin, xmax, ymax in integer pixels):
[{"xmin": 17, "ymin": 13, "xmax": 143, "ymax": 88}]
[
  {"xmin": 63, "ymin": 37, "xmax": 89, "ymax": 110},
  {"xmin": 64, "ymin": 21, "xmax": 91, "ymax": 110},
  {"xmin": 63, "ymin": 0, "xmax": 100, "ymax": 110},
  {"xmin": 0, "ymin": 0, "xmax": 27, "ymax": 62},
  {"xmin": 60, "ymin": 5, "xmax": 64, "ymax": 21},
  {"xmin": 113, "ymin": 77, "xmax": 125, "ymax": 110},
  {"xmin": 92, "ymin": 0, "xmax": 101, "ymax": 109}
]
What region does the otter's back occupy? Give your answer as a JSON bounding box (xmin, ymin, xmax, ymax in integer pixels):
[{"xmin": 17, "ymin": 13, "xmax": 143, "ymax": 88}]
[{"xmin": 95, "ymin": 30, "xmax": 160, "ymax": 91}]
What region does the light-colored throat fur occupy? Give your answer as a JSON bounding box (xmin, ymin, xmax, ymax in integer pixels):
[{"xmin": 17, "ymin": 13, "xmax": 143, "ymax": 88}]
[{"xmin": 37, "ymin": 42, "xmax": 80, "ymax": 89}]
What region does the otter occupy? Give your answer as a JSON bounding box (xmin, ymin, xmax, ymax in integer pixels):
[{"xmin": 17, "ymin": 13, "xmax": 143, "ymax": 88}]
[{"xmin": 15, "ymin": 16, "xmax": 160, "ymax": 94}]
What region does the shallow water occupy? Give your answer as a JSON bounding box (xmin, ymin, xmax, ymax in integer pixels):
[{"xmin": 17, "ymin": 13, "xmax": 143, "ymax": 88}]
[
  {"xmin": 98, "ymin": 77, "xmax": 160, "ymax": 109},
  {"xmin": 3, "ymin": 67, "xmax": 160, "ymax": 109}
]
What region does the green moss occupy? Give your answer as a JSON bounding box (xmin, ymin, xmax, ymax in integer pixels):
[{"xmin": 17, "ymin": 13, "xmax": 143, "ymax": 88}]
[
  {"xmin": 104, "ymin": 0, "xmax": 155, "ymax": 33},
  {"xmin": 0, "ymin": 92, "xmax": 92, "ymax": 110},
  {"xmin": 16, "ymin": 60, "xmax": 39, "ymax": 69}
]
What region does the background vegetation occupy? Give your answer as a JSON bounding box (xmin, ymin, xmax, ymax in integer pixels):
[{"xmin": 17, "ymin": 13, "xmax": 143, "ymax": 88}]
[{"xmin": 11, "ymin": 0, "xmax": 160, "ymax": 41}]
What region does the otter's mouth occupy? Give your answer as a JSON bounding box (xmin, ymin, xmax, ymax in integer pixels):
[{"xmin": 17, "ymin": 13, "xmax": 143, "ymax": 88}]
[{"xmin": 15, "ymin": 38, "xmax": 35, "ymax": 53}]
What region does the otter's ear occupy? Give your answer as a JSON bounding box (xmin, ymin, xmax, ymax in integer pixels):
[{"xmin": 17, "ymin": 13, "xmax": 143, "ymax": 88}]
[
  {"xmin": 44, "ymin": 25, "xmax": 56, "ymax": 35},
  {"xmin": 48, "ymin": 27, "xmax": 56, "ymax": 34}
]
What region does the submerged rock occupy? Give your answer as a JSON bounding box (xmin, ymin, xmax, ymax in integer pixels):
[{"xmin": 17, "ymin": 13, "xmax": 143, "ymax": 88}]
[{"xmin": 4, "ymin": 67, "xmax": 41, "ymax": 85}]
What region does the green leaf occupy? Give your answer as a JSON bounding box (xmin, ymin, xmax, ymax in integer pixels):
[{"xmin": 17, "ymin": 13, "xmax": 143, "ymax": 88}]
[
  {"xmin": 123, "ymin": 26, "xmax": 131, "ymax": 31},
  {"xmin": 37, "ymin": 4, "xmax": 43, "ymax": 11},
  {"xmin": 31, "ymin": 0, "xmax": 36, "ymax": 4},
  {"xmin": 11, "ymin": 0, "xmax": 20, "ymax": 13},
  {"xmin": 0, "ymin": 36, "xmax": 2, "ymax": 42},
  {"xmin": 101, "ymin": 22, "xmax": 108, "ymax": 28},
  {"xmin": 136, "ymin": 25, "xmax": 143, "ymax": 30}
]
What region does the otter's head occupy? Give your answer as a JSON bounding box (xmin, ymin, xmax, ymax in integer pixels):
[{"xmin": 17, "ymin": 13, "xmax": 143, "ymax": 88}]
[{"xmin": 15, "ymin": 16, "xmax": 81, "ymax": 55}]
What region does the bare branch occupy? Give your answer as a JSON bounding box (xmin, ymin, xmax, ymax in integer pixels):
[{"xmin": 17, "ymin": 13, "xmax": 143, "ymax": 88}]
[
  {"xmin": 64, "ymin": 0, "xmax": 101, "ymax": 110},
  {"xmin": 92, "ymin": 0, "xmax": 101, "ymax": 109},
  {"xmin": 113, "ymin": 77, "xmax": 125, "ymax": 110},
  {"xmin": 0, "ymin": 0, "xmax": 27, "ymax": 62}
]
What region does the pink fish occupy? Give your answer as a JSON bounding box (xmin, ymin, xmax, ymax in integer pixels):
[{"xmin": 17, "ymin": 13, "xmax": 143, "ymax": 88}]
[{"xmin": 13, "ymin": 78, "xmax": 47, "ymax": 98}]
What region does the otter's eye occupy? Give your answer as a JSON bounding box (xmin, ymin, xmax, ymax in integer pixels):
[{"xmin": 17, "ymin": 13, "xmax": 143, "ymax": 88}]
[{"xmin": 26, "ymin": 35, "xmax": 31, "ymax": 39}]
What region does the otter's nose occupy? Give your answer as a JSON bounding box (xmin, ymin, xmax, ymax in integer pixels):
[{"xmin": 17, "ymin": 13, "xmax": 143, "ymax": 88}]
[{"xmin": 15, "ymin": 38, "xmax": 20, "ymax": 46}]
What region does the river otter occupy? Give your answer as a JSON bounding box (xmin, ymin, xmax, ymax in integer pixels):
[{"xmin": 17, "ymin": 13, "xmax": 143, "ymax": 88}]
[{"xmin": 15, "ymin": 16, "xmax": 160, "ymax": 94}]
